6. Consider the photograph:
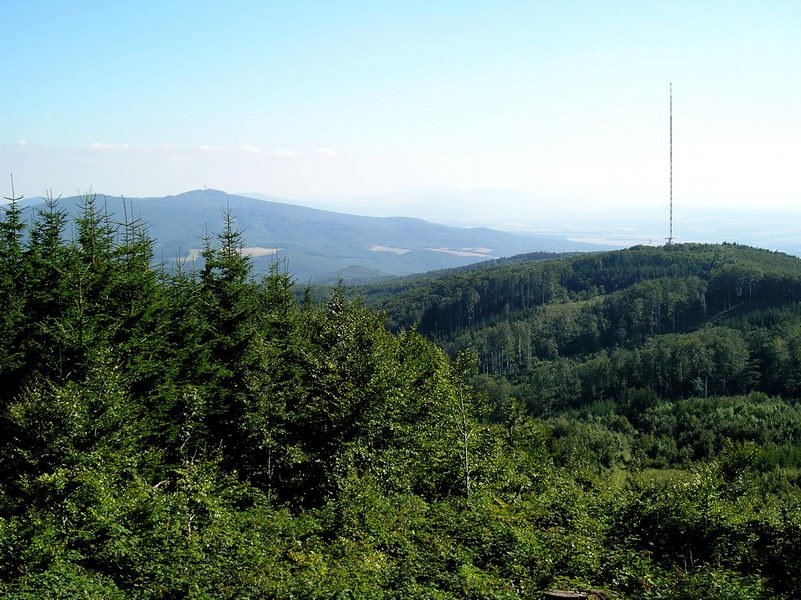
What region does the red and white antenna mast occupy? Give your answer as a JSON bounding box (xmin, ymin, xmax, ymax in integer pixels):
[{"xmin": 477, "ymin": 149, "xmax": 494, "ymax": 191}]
[{"xmin": 666, "ymin": 82, "xmax": 674, "ymax": 245}]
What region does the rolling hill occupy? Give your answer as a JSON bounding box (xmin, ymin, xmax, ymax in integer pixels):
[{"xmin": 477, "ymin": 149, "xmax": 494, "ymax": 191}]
[
  {"xmin": 13, "ymin": 189, "xmax": 610, "ymax": 282},
  {"xmin": 358, "ymin": 242, "xmax": 801, "ymax": 414}
]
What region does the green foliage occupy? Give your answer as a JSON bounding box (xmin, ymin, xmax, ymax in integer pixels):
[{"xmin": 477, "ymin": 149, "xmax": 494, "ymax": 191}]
[{"xmin": 2, "ymin": 199, "xmax": 801, "ymax": 597}]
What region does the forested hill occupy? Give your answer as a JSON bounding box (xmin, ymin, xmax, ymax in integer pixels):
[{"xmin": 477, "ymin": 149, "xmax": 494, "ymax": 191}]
[
  {"xmin": 359, "ymin": 241, "xmax": 801, "ymax": 463},
  {"xmin": 361, "ymin": 242, "xmax": 801, "ymax": 407},
  {"xmin": 2, "ymin": 197, "xmax": 801, "ymax": 597},
  {"xmin": 363, "ymin": 243, "xmax": 801, "ymax": 337}
]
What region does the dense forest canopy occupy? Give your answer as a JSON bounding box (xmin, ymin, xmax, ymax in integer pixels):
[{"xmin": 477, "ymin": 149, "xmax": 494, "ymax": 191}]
[
  {"xmin": 357, "ymin": 243, "xmax": 801, "ymax": 466},
  {"xmin": 1, "ymin": 196, "xmax": 800, "ymax": 598}
]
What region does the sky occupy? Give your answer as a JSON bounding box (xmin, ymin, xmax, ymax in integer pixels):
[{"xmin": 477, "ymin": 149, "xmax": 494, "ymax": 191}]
[{"xmin": 2, "ymin": 1, "xmax": 801, "ymax": 236}]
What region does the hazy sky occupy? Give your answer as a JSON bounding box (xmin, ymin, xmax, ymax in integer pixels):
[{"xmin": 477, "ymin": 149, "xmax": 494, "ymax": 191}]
[{"xmin": 3, "ymin": 1, "xmax": 800, "ymax": 226}]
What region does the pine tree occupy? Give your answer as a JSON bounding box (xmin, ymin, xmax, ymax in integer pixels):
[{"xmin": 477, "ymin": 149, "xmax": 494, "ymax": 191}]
[
  {"xmin": 239, "ymin": 261, "xmax": 305, "ymax": 495},
  {"xmin": 0, "ymin": 186, "xmax": 28, "ymax": 400},
  {"xmin": 196, "ymin": 208, "xmax": 262, "ymax": 465},
  {"xmin": 21, "ymin": 195, "xmax": 72, "ymax": 382}
]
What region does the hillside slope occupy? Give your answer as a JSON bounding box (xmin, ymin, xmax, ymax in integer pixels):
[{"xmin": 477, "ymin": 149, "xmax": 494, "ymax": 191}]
[
  {"xmin": 365, "ymin": 243, "xmax": 801, "ymax": 333},
  {"xmin": 19, "ymin": 189, "xmax": 609, "ymax": 281},
  {"xmin": 362, "ymin": 242, "xmax": 801, "ymax": 412}
]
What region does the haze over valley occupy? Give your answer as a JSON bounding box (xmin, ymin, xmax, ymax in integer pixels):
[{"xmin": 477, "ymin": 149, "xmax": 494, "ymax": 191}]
[
  {"xmin": 242, "ymin": 188, "xmax": 801, "ymax": 259},
  {"xmin": 4, "ymin": 1, "xmax": 801, "ymax": 597}
]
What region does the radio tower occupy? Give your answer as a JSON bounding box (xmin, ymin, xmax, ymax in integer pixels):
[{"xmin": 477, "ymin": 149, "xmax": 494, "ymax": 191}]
[{"xmin": 666, "ymin": 82, "xmax": 674, "ymax": 245}]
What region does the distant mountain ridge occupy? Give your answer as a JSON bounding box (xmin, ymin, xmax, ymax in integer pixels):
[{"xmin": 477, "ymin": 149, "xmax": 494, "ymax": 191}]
[{"xmin": 15, "ymin": 189, "xmax": 611, "ymax": 282}]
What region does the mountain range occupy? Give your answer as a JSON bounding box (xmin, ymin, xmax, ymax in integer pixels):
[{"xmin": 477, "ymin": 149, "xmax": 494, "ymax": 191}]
[{"xmin": 13, "ymin": 189, "xmax": 610, "ymax": 282}]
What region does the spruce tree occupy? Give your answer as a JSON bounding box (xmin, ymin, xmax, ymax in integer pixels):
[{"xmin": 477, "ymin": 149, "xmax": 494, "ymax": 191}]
[
  {"xmin": 0, "ymin": 189, "xmax": 28, "ymax": 400},
  {"xmin": 196, "ymin": 209, "xmax": 261, "ymax": 466}
]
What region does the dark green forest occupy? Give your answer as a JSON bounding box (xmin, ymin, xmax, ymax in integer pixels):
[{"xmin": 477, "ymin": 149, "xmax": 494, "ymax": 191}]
[{"xmin": 1, "ymin": 196, "xmax": 800, "ymax": 598}]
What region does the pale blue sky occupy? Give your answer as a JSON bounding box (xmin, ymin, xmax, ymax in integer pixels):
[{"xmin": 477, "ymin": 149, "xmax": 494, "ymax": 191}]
[{"xmin": 2, "ymin": 1, "xmax": 800, "ymax": 229}]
